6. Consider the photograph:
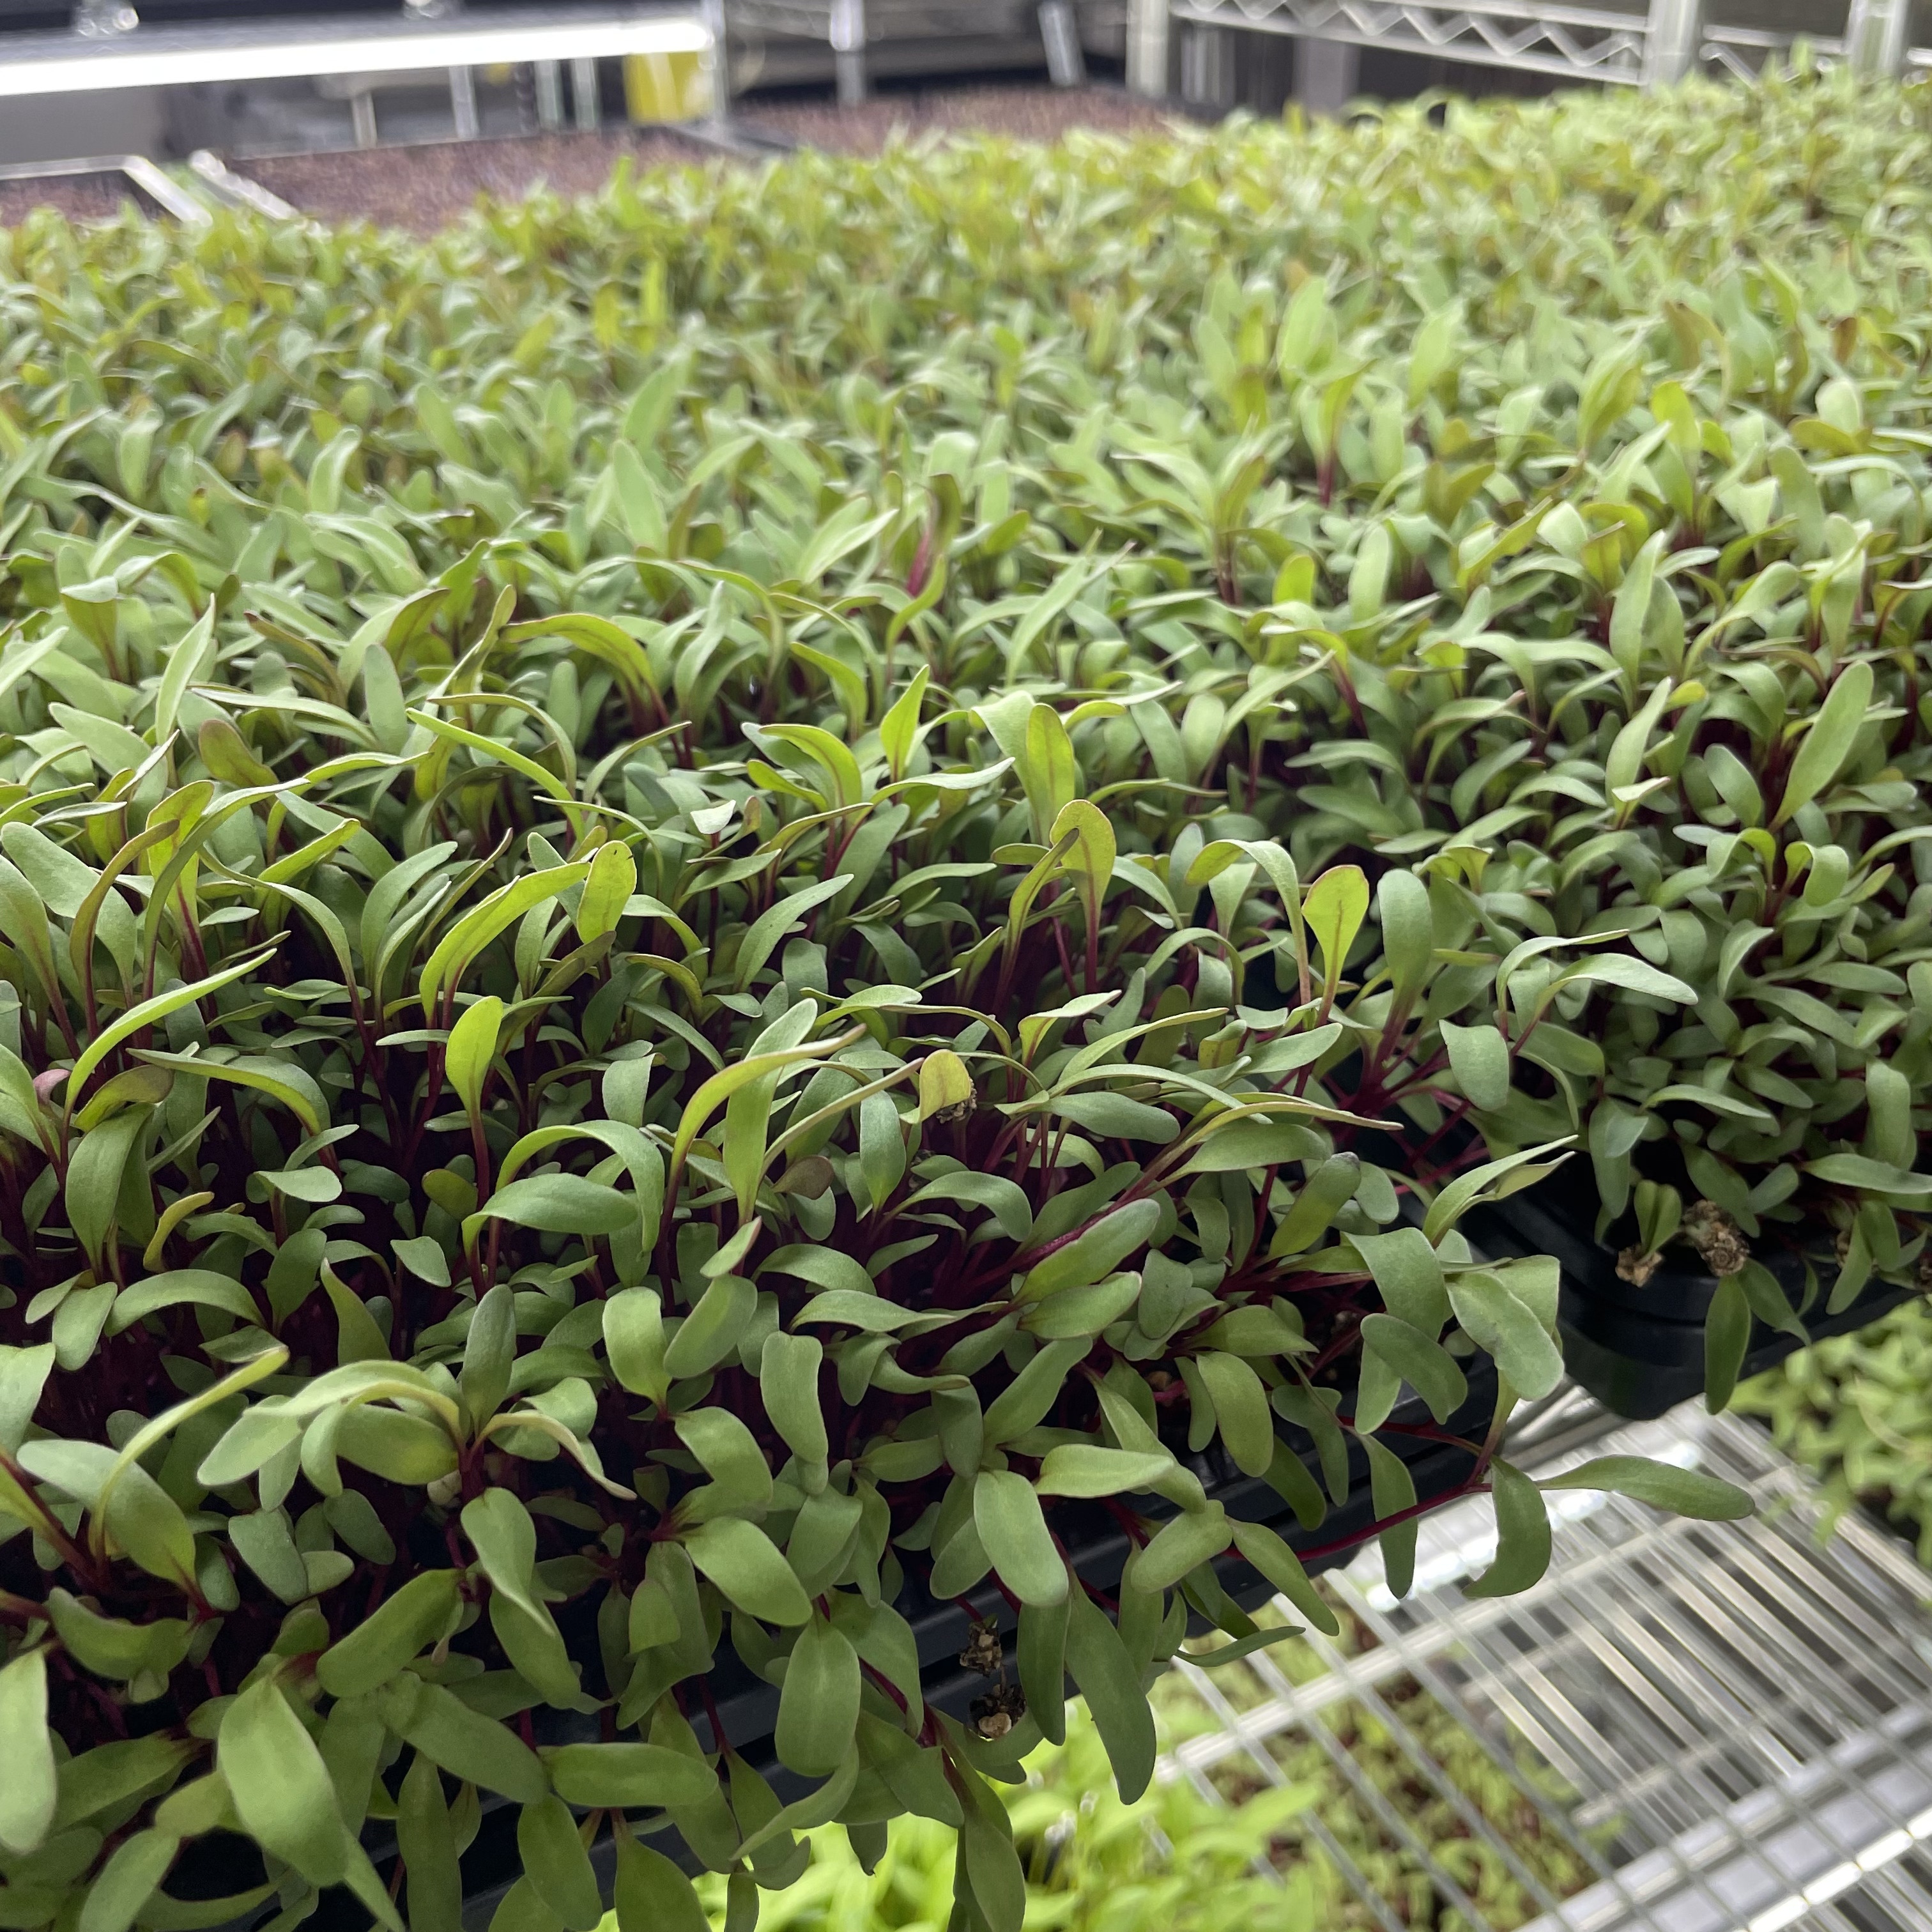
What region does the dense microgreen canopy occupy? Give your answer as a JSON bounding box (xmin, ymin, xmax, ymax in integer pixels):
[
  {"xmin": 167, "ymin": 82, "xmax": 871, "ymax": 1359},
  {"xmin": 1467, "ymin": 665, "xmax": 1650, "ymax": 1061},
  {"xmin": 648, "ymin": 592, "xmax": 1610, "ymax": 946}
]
[{"xmin": 0, "ymin": 60, "xmax": 1922, "ymax": 1932}]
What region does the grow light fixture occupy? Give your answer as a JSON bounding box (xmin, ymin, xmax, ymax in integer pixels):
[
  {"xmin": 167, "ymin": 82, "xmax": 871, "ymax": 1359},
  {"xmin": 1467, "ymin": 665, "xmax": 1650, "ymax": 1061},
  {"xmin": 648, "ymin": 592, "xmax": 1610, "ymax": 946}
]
[{"xmin": 0, "ymin": 4, "xmax": 713, "ymax": 97}]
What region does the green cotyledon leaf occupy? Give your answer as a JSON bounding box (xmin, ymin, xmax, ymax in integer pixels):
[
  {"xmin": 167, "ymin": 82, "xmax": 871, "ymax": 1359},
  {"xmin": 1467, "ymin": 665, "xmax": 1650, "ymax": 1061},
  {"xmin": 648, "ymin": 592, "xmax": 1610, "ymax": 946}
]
[
  {"xmin": 1125, "ymin": 1503, "xmax": 1229, "ymax": 1593},
  {"xmin": 17, "ymin": 1439, "xmax": 197, "ymax": 1588},
  {"xmin": 217, "ymin": 1679, "xmax": 349, "ymax": 1887},
  {"xmin": 69, "ymin": 947, "xmax": 279, "ymax": 1103},
  {"xmin": 78, "ymin": 1827, "xmax": 181, "ymax": 1932},
  {"xmin": 317, "ymin": 1569, "xmax": 464, "ymax": 1699},
  {"xmin": 575, "ymin": 838, "xmax": 637, "ymax": 944},
  {"xmin": 397, "ymin": 1751, "xmax": 461, "ymax": 1932},
  {"xmin": 774, "ymin": 1614, "xmax": 860, "ymax": 1779},
  {"xmin": 542, "ymin": 1744, "xmax": 716, "ymax": 1810},
  {"xmin": 760, "ymin": 1330, "xmax": 829, "ymax": 1469},
  {"xmin": 1302, "ymin": 864, "xmax": 1368, "ymax": 995},
  {"xmin": 1017, "ymin": 1200, "xmax": 1161, "ymax": 1301},
  {"xmin": 462, "ymin": 1174, "xmax": 635, "ymax": 1250},
  {"xmin": 445, "ymin": 995, "xmax": 503, "ymax": 1120},
  {"xmin": 1774, "ymin": 658, "xmax": 1873, "ymax": 827},
  {"xmin": 0, "ymin": 1650, "xmax": 56, "ymax": 1855},
  {"xmin": 1446, "ymin": 1270, "xmax": 1563, "ymax": 1402},
  {"xmin": 418, "ymin": 862, "xmax": 590, "ymax": 1019},
  {"xmin": 519, "ymin": 1795, "xmax": 602, "ymax": 1932},
  {"xmin": 1062, "ymin": 1584, "xmax": 1156, "ymax": 1803},
  {"xmin": 973, "ymin": 1469, "xmax": 1067, "ymax": 1607},
  {"xmin": 614, "ymin": 1838, "xmax": 710, "ymax": 1932},
  {"xmin": 683, "ymin": 1517, "xmax": 809, "ymax": 1625}
]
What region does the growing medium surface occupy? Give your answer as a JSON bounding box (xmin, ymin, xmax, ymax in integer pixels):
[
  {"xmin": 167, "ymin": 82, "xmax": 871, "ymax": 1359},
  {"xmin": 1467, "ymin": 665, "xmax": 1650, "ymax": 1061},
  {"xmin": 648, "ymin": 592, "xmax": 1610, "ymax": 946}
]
[{"xmin": 0, "ymin": 66, "xmax": 1917, "ymax": 1932}]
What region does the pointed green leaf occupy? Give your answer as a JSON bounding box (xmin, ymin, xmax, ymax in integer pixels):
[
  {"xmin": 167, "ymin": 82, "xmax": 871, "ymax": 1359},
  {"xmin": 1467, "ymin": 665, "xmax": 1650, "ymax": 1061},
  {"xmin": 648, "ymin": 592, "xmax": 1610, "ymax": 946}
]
[
  {"xmin": 0, "ymin": 1650, "xmax": 56, "ymax": 1855},
  {"xmin": 1774, "ymin": 659, "xmax": 1873, "ymax": 827},
  {"xmin": 1062, "ymin": 1584, "xmax": 1156, "ymax": 1803},
  {"xmin": 397, "ymin": 1751, "xmax": 462, "ymax": 1932},
  {"xmin": 684, "ymin": 1517, "xmax": 809, "ymax": 1625},
  {"xmin": 217, "ymin": 1678, "xmax": 349, "ymax": 1887},
  {"xmin": 1359, "ymin": 1314, "xmax": 1468, "ymax": 1425},
  {"xmin": 447, "ymin": 997, "xmax": 503, "ymax": 1121},
  {"xmin": 518, "ymin": 1795, "xmax": 602, "ymax": 1932},
  {"xmin": 774, "ymin": 1614, "xmax": 859, "ymax": 1779},
  {"xmin": 973, "ymin": 1469, "xmax": 1067, "ymax": 1607},
  {"xmin": 317, "ymin": 1569, "xmax": 464, "ymax": 1700},
  {"xmin": 1125, "ymin": 1502, "xmax": 1229, "ymax": 1593},
  {"xmin": 1542, "ymin": 1455, "xmax": 1753, "ymax": 1520},
  {"xmin": 613, "ymin": 1837, "xmax": 709, "ymax": 1932},
  {"xmin": 1303, "ymin": 865, "xmax": 1368, "ymax": 994}
]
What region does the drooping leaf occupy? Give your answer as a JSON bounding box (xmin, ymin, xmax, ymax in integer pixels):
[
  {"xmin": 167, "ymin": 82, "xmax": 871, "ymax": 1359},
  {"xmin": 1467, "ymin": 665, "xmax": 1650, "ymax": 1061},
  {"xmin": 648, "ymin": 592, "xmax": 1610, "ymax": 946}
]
[{"xmin": 1544, "ymin": 1456, "xmax": 1753, "ymax": 1519}]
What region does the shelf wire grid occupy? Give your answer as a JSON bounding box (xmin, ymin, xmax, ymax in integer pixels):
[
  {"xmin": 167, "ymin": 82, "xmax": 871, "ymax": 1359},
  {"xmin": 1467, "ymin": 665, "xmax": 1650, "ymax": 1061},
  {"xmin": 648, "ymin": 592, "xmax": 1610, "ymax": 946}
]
[
  {"xmin": 1169, "ymin": 0, "xmax": 1878, "ymax": 87},
  {"xmin": 1167, "ymin": 0, "xmax": 1651, "ymax": 83},
  {"xmin": 1157, "ymin": 1404, "xmax": 1932, "ymax": 1932}
]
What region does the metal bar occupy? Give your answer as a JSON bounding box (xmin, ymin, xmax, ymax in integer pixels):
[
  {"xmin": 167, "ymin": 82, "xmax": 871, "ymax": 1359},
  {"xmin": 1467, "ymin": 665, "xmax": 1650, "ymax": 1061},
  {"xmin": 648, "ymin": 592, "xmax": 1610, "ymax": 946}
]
[
  {"xmin": 1640, "ymin": 0, "xmax": 1699, "ymax": 84},
  {"xmin": 1285, "ymin": 1673, "xmax": 1504, "ymax": 1930},
  {"xmin": 186, "ymin": 148, "xmax": 298, "ymax": 218},
  {"xmin": 1330, "ymin": 1570, "xmax": 1623, "ymax": 1892},
  {"xmin": 1127, "ymin": 0, "xmax": 1170, "ymax": 93},
  {"xmin": 571, "ymin": 53, "xmax": 601, "ymax": 128},
  {"xmin": 1172, "ymin": 1659, "xmax": 1415, "ymax": 1932},
  {"xmin": 448, "ymin": 63, "xmax": 480, "ymax": 138},
  {"xmin": 533, "ymin": 56, "xmax": 565, "ymax": 126},
  {"xmin": 1165, "ymin": 1503, "xmax": 1779, "ymax": 1784},
  {"xmin": 1169, "ymin": 0, "xmax": 1892, "ymax": 92},
  {"xmin": 1296, "ymin": 36, "xmax": 1359, "ymax": 111},
  {"xmin": 1432, "ymin": 1420, "xmax": 1932, "ymax": 1932},
  {"xmin": 1179, "ymin": 17, "xmax": 1234, "ymax": 103},
  {"xmin": 1846, "ymin": 0, "xmax": 1908, "ymax": 75},
  {"xmin": 1266, "ymin": 1628, "xmax": 1576, "ymax": 1921},
  {"xmin": 1491, "ymin": 1535, "xmax": 1862, "ymax": 1892},
  {"xmin": 1039, "ymin": 0, "xmax": 1086, "ymax": 84},
  {"xmin": 118, "ymin": 153, "xmax": 211, "ymax": 227},
  {"xmin": 1699, "ymin": 21, "xmax": 1847, "ymax": 79},
  {"xmin": 1411, "ymin": 1581, "xmax": 1781, "ymax": 1931},
  {"xmin": 0, "ymin": 150, "xmax": 143, "ymax": 180},
  {"xmin": 1169, "ymin": 0, "xmax": 1655, "ymax": 45},
  {"xmin": 0, "ymin": 8, "xmax": 715, "ymax": 100},
  {"xmin": 1705, "ymin": 24, "xmax": 1827, "ymax": 50},
  {"xmin": 699, "ymin": 0, "xmax": 728, "ymax": 111},
  {"xmin": 350, "ymin": 89, "xmax": 378, "ymax": 146},
  {"xmin": 830, "ymin": 0, "xmax": 867, "ymax": 102}
]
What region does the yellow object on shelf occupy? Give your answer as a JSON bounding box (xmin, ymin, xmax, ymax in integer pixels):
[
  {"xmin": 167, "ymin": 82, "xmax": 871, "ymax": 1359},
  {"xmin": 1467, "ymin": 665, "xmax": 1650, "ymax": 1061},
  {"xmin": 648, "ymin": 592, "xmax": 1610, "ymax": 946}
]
[{"xmin": 624, "ymin": 47, "xmax": 712, "ymax": 122}]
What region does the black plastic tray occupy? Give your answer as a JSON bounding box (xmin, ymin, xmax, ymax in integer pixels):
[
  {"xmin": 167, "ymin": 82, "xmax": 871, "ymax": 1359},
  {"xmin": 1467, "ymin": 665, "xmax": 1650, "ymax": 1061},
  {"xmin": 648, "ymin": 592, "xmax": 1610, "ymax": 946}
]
[
  {"xmin": 1469, "ymin": 1177, "xmax": 1917, "ymax": 1421},
  {"xmin": 1473, "ymin": 1159, "xmax": 1832, "ymax": 1326},
  {"xmin": 1553, "ymin": 1276, "xmax": 1919, "ymax": 1421}
]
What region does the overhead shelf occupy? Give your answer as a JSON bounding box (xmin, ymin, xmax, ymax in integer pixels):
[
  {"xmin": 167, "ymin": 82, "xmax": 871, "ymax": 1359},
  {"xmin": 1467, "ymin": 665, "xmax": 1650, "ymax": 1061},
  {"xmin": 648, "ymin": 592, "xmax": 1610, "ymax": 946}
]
[{"xmin": 0, "ymin": 3, "xmax": 712, "ymax": 97}]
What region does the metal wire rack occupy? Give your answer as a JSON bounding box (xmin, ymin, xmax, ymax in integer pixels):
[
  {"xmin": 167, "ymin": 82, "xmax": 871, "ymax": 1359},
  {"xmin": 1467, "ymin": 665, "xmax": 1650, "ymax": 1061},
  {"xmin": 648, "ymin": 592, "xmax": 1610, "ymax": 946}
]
[
  {"xmin": 1156, "ymin": 1398, "xmax": 1932, "ymax": 1932},
  {"xmin": 1167, "ymin": 0, "xmax": 1653, "ymax": 86}
]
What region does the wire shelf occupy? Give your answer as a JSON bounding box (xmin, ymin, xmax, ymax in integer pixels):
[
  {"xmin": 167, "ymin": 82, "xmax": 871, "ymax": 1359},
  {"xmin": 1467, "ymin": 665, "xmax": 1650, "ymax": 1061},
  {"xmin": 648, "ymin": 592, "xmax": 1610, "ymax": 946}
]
[
  {"xmin": 1156, "ymin": 1404, "xmax": 1932, "ymax": 1932},
  {"xmin": 1168, "ymin": 0, "xmax": 1650, "ymax": 82},
  {"xmin": 1168, "ymin": 0, "xmax": 1877, "ymax": 88}
]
